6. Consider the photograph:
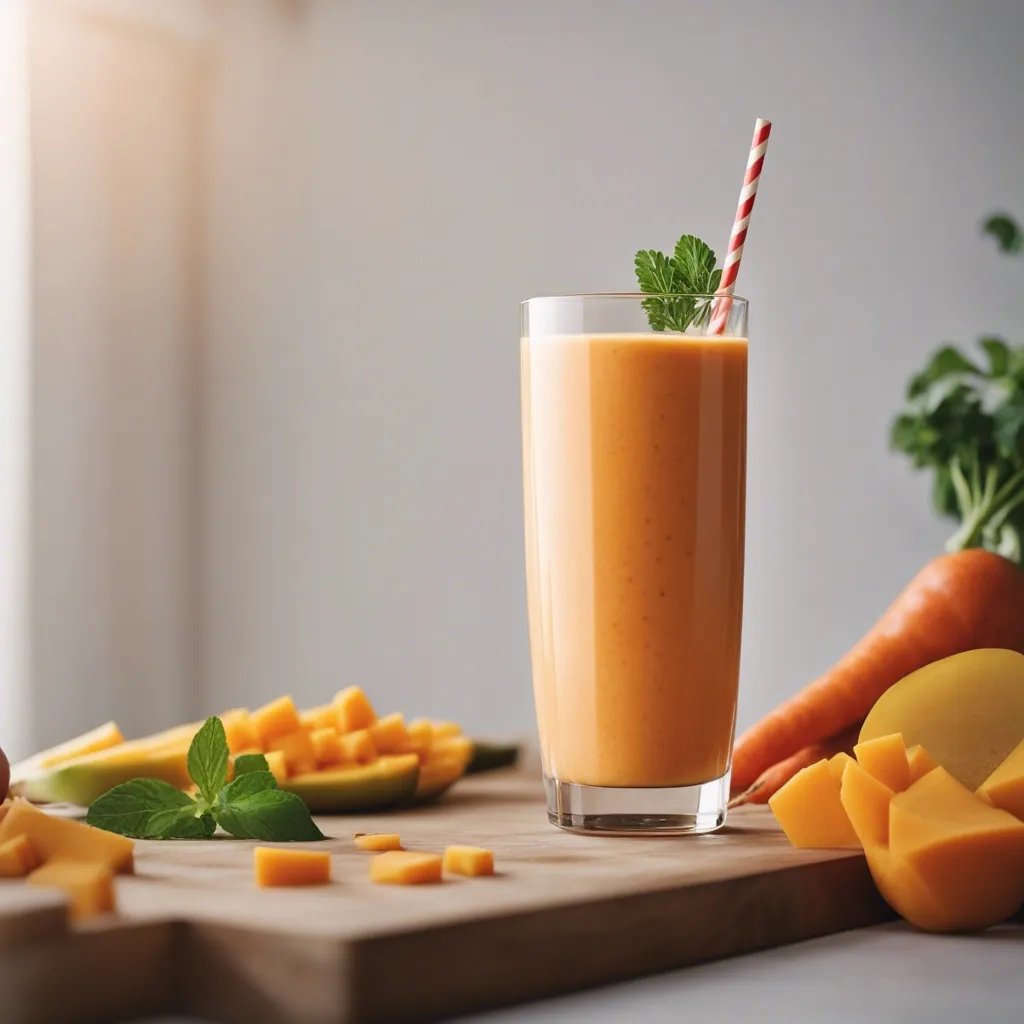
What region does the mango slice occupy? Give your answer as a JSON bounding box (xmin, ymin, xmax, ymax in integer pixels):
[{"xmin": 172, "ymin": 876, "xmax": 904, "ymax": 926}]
[
  {"xmin": 28, "ymin": 859, "xmax": 116, "ymax": 920},
  {"xmin": 264, "ymin": 750, "xmax": 288, "ymax": 784},
  {"xmin": 309, "ymin": 728, "xmax": 343, "ymax": 768},
  {"xmin": 0, "ymin": 801, "xmax": 134, "ymax": 873},
  {"xmin": 16, "ymin": 747, "xmax": 191, "ymax": 807},
  {"xmin": 220, "ymin": 709, "xmax": 259, "ymax": 754},
  {"xmin": 254, "ymin": 847, "xmax": 331, "ymax": 887},
  {"xmin": 839, "ymin": 760, "xmax": 892, "ymax": 846},
  {"xmin": 466, "ymin": 741, "xmax": 520, "ymax": 775},
  {"xmin": 430, "ymin": 721, "xmax": 462, "ymax": 740},
  {"xmin": 977, "ymin": 737, "xmax": 1024, "ymax": 820},
  {"xmin": 338, "ymin": 729, "xmax": 377, "ymax": 766},
  {"xmin": 251, "ymin": 696, "xmax": 302, "ymax": 747},
  {"xmin": 35, "ymin": 722, "xmax": 126, "ymax": 770},
  {"xmin": 769, "ymin": 760, "xmax": 860, "ymax": 849},
  {"xmin": 0, "ymin": 835, "xmax": 39, "ymax": 877},
  {"xmin": 443, "ymin": 846, "xmax": 495, "ymax": 877},
  {"xmin": 860, "ymin": 649, "xmax": 1024, "ymax": 790},
  {"xmin": 334, "ymin": 687, "xmax": 377, "ymax": 733},
  {"xmin": 299, "ymin": 704, "xmax": 337, "ymax": 731},
  {"xmin": 370, "ymin": 851, "xmax": 443, "ymax": 885},
  {"xmin": 281, "ymin": 755, "xmax": 419, "ymax": 813},
  {"xmin": 353, "ymin": 833, "xmax": 402, "ymax": 851},
  {"xmin": 827, "ymin": 751, "xmax": 855, "ymax": 783}
]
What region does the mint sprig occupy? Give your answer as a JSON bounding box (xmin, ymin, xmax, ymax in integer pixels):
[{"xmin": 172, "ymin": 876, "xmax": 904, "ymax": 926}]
[
  {"xmin": 86, "ymin": 717, "xmax": 326, "ymax": 842},
  {"xmin": 634, "ymin": 234, "xmax": 722, "ymax": 332}
]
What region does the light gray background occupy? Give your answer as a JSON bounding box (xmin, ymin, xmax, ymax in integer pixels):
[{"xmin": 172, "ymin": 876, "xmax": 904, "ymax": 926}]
[{"xmin": 199, "ymin": 0, "xmax": 1023, "ymax": 736}]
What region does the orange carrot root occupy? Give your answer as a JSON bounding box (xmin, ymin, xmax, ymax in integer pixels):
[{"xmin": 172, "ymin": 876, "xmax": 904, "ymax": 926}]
[{"xmin": 731, "ymin": 550, "xmax": 1024, "ymax": 794}]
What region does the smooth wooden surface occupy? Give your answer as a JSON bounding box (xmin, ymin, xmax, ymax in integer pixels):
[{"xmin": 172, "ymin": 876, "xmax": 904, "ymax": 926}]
[{"xmin": 0, "ymin": 770, "xmax": 892, "ymax": 1023}]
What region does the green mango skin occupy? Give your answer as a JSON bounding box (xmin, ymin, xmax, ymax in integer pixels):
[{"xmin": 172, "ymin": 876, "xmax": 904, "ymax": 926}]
[
  {"xmin": 466, "ymin": 742, "xmax": 520, "ymax": 775},
  {"xmin": 281, "ymin": 761, "xmax": 419, "ymax": 813},
  {"xmin": 17, "ymin": 759, "xmax": 191, "ymax": 808}
]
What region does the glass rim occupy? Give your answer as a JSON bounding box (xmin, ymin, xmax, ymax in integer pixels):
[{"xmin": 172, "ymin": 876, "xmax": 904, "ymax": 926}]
[{"xmin": 522, "ymin": 292, "xmax": 748, "ymax": 306}]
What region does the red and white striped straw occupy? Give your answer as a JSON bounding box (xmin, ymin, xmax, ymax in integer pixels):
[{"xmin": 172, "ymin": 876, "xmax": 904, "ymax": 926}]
[{"xmin": 710, "ymin": 118, "xmax": 772, "ymax": 334}]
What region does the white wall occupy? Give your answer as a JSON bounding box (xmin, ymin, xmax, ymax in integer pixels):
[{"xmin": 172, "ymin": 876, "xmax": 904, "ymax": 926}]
[
  {"xmin": 0, "ymin": 0, "xmax": 32, "ymax": 759},
  {"xmin": 199, "ymin": 0, "xmax": 1024, "ymax": 737},
  {"xmin": 26, "ymin": 0, "xmax": 207, "ymax": 748}
]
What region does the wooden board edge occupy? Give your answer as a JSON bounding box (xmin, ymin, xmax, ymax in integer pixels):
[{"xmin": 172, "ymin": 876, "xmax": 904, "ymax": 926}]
[{"xmin": 347, "ymin": 856, "xmax": 893, "ymax": 1022}]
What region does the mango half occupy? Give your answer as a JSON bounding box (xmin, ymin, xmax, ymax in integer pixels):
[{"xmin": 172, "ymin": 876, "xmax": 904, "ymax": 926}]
[{"xmin": 281, "ymin": 755, "xmax": 419, "ymax": 812}]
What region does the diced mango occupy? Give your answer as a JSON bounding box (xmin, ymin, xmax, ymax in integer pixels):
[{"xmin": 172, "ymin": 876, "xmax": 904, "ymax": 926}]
[
  {"xmin": 264, "ymin": 750, "xmax": 288, "ymax": 783},
  {"xmin": 429, "ymin": 735, "xmax": 474, "ymax": 765},
  {"xmin": 254, "ymin": 847, "xmax": 331, "ymax": 887},
  {"xmin": 220, "ymin": 709, "xmax": 259, "ymax": 754},
  {"xmin": 443, "ymin": 845, "xmax": 494, "ymax": 877},
  {"xmin": 768, "ymin": 760, "xmax": 860, "ymax": 849},
  {"xmin": 0, "ymin": 835, "xmax": 39, "ymax": 877},
  {"xmin": 267, "ymin": 729, "xmax": 317, "ymax": 776},
  {"xmin": 299, "ymin": 704, "xmax": 337, "ymax": 731},
  {"xmin": 353, "ymin": 833, "xmax": 403, "ymax": 851},
  {"xmin": 977, "ymin": 737, "xmax": 1024, "ymax": 820},
  {"xmin": 334, "ymin": 687, "xmax": 377, "ymax": 733},
  {"xmin": 28, "ymin": 859, "xmax": 116, "ymax": 920},
  {"xmin": 430, "ymin": 721, "xmax": 462, "ymax": 740},
  {"xmin": 839, "ymin": 760, "xmax": 893, "ymax": 848},
  {"xmin": 854, "ymin": 733, "xmax": 911, "ymax": 793},
  {"xmin": 907, "ymin": 744, "xmax": 941, "ymax": 785},
  {"xmin": 827, "ymin": 752, "xmax": 855, "ymax": 783},
  {"xmin": 36, "ymin": 722, "xmax": 126, "ymax": 769},
  {"xmin": 369, "ymin": 713, "xmax": 408, "ymax": 754},
  {"xmin": 370, "ymin": 851, "xmax": 443, "ymax": 885},
  {"xmin": 0, "ymin": 799, "xmax": 11, "ymax": 826},
  {"xmin": 0, "ymin": 800, "xmax": 134, "ymax": 874},
  {"xmin": 309, "ymin": 727, "xmax": 343, "ymax": 768},
  {"xmin": 251, "ymin": 696, "xmax": 302, "ymax": 748},
  {"xmin": 338, "ymin": 729, "xmax": 377, "ymax": 766},
  {"xmin": 405, "ymin": 719, "xmax": 433, "ymax": 758}
]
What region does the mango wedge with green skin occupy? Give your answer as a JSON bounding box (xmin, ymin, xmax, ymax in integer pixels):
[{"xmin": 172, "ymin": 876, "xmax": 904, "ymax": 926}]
[
  {"xmin": 466, "ymin": 741, "xmax": 520, "ymax": 775},
  {"xmin": 281, "ymin": 755, "xmax": 420, "ymax": 813},
  {"xmin": 16, "ymin": 748, "xmax": 192, "ymax": 806}
]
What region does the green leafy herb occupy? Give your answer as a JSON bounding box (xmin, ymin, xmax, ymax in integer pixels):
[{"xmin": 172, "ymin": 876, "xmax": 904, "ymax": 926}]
[
  {"xmin": 634, "ymin": 233, "xmax": 722, "ymax": 332},
  {"xmin": 983, "ymin": 214, "xmax": 1022, "ymax": 255},
  {"xmin": 232, "ymin": 753, "xmax": 271, "ymax": 776},
  {"xmin": 86, "ymin": 718, "xmax": 326, "ymax": 842},
  {"xmin": 892, "ymin": 215, "xmax": 1024, "ymax": 563},
  {"xmin": 187, "ymin": 717, "xmax": 230, "ymax": 804}
]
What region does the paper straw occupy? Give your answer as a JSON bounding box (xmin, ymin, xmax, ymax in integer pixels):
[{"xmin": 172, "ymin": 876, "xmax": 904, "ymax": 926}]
[{"xmin": 710, "ymin": 118, "xmax": 772, "ymax": 334}]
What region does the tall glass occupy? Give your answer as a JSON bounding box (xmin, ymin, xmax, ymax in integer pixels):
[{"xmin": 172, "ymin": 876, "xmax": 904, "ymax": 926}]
[{"xmin": 521, "ymin": 294, "xmax": 748, "ymax": 835}]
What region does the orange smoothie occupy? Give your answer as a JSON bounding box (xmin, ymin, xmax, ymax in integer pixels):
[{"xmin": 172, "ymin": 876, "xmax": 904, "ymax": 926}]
[{"xmin": 521, "ymin": 332, "xmax": 747, "ymax": 788}]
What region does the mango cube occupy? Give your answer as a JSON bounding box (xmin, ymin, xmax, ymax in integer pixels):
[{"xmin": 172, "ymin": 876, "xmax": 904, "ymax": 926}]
[
  {"xmin": 251, "ymin": 696, "xmax": 302, "ymax": 748},
  {"xmin": 299, "ymin": 704, "xmax": 337, "ymax": 731},
  {"xmin": 267, "ymin": 729, "xmax": 317, "ymax": 776},
  {"xmin": 0, "ymin": 835, "xmax": 39, "ymax": 877},
  {"xmin": 28, "ymin": 859, "xmax": 116, "ymax": 920},
  {"xmin": 768, "ymin": 759, "xmax": 860, "ymax": 849},
  {"xmin": 309, "ymin": 727, "xmax": 343, "ymax": 767},
  {"xmin": 369, "ymin": 713, "xmax": 408, "ymax": 754},
  {"xmin": 338, "ymin": 729, "xmax": 377, "ymax": 766},
  {"xmin": 854, "ymin": 733, "xmax": 911, "ymax": 793},
  {"xmin": 370, "ymin": 851, "xmax": 443, "ymax": 885},
  {"xmin": 839, "ymin": 760, "xmax": 893, "ymax": 847},
  {"xmin": 827, "ymin": 751, "xmax": 855, "ymax": 783},
  {"xmin": 353, "ymin": 833, "xmax": 403, "ymax": 851},
  {"xmin": 254, "ymin": 847, "xmax": 331, "ymax": 887},
  {"xmin": 220, "ymin": 709, "xmax": 259, "ymax": 754},
  {"xmin": 264, "ymin": 750, "xmax": 288, "ymax": 783},
  {"xmin": 443, "ymin": 846, "xmax": 495, "ymax": 877},
  {"xmin": 334, "ymin": 687, "xmax": 377, "ymax": 733}
]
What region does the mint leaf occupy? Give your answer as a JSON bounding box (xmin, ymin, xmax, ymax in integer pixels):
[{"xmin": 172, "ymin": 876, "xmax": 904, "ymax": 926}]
[
  {"xmin": 216, "ymin": 788, "xmax": 325, "ymax": 841},
  {"xmin": 979, "ymin": 337, "xmax": 1011, "ymax": 377},
  {"xmin": 233, "ymin": 753, "xmax": 271, "ymax": 777},
  {"xmin": 220, "ymin": 770, "xmax": 277, "ymax": 802},
  {"xmin": 983, "ymin": 214, "xmax": 1022, "ymax": 255},
  {"xmin": 187, "ymin": 717, "xmax": 230, "ymax": 804},
  {"xmin": 87, "ymin": 779, "xmax": 214, "ymax": 839}
]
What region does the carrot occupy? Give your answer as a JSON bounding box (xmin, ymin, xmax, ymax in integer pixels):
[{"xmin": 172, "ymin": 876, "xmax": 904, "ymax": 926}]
[
  {"xmin": 729, "ymin": 725, "xmax": 859, "ymax": 807},
  {"xmin": 731, "ymin": 549, "xmax": 1024, "ymax": 795}
]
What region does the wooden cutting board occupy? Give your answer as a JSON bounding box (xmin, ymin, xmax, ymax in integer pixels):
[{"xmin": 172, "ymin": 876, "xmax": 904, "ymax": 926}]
[{"xmin": 0, "ymin": 770, "xmax": 891, "ymax": 1023}]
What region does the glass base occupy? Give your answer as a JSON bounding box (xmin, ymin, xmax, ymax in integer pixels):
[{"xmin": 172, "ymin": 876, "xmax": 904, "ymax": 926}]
[{"xmin": 544, "ymin": 773, "xmax": 729, "ymax": 835}]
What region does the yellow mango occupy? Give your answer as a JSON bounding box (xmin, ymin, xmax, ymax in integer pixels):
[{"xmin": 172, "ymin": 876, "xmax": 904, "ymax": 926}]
[
  {"xmin": 839, "ymin": 760, "xmax": 893, "ymax": 847},
  {"xmin": 827, "ymin": 751, "xmax": 855, "ymax": 783},
  {"xmin": 251, "ymin": 696, "xmax": 302, "ymax": 748},
  {"xmin": 370, "ymin": 851, "xmax": 442, "ymax": 885},
  {"xmin": 334, "ymin": 687, "xmax": 377, "ymax": 733},
  {"xmin": 28, "ymin": 859, "xmax": 116, "ymax": 920},
  {"xmin": 369, "ymin": 713, "xmax": 408, "ymax": 754},
  {"xmin": 264, "ymin": 750, "xmax": 288, "ymax": 784},
  {"xmin": 267, "ymin": 729, "xmax": 317, "ymax": 776},
  {"xmin": 254, "ymin": 847, "xmax": 330, "ymax": 888},
  {"xmin": 768, "ymin": 760, "xmax": 860, "ymax": 849},
  {"xmin": 443, "ymin": 846, "xmax": 494, "ymax": 877},
  {"xmin": 860, "ymin": 649, "xmax": 1024, "ymax": 790},
  {"xmin": 338, "ymin": 729, "xmax": 377, "ymax": 766},
  {"xmin": 907, "ymin": 744, "xmax": 941, "ymax": 785},
  {"xmin": 0, "ymin": 835, "xmax": 39, "ymax": 877},
  {"xmin": 219, "ymin": 709, "xmax": 259, "ymax": 754},
  {"xmin": 353, "ymin": 833, "xmax": 402, "ymax": 851},
  {"xmin": 299, "ymin": 704, "xmax": 337, "ymax": 731},
  {"xmin": 309, "ymin": 727, "xmax": 343, "ymax": 768}
]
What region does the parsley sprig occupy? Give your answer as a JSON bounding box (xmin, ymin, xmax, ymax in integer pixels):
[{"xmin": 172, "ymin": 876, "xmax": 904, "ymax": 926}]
[
  {"xmin": 634, "ymin": 234, "xmax": 722, "ymax": 332},
  {"xmin": 87, "ymin": 717, "xmax": 325, "ymax": 842}
]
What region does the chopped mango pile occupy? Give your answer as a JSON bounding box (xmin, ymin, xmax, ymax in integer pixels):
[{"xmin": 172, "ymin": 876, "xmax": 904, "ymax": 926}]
[
  {"xmin": 10, "ymin": 688, "xmax": 485, "ymax": 814},
  {"xmin": 0, "ymin": 798, "xmax": 133, "ymax": 920},
  {"xmin": 770, "ymin": 730, "xmax": 1024, "ymax": 932}
]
